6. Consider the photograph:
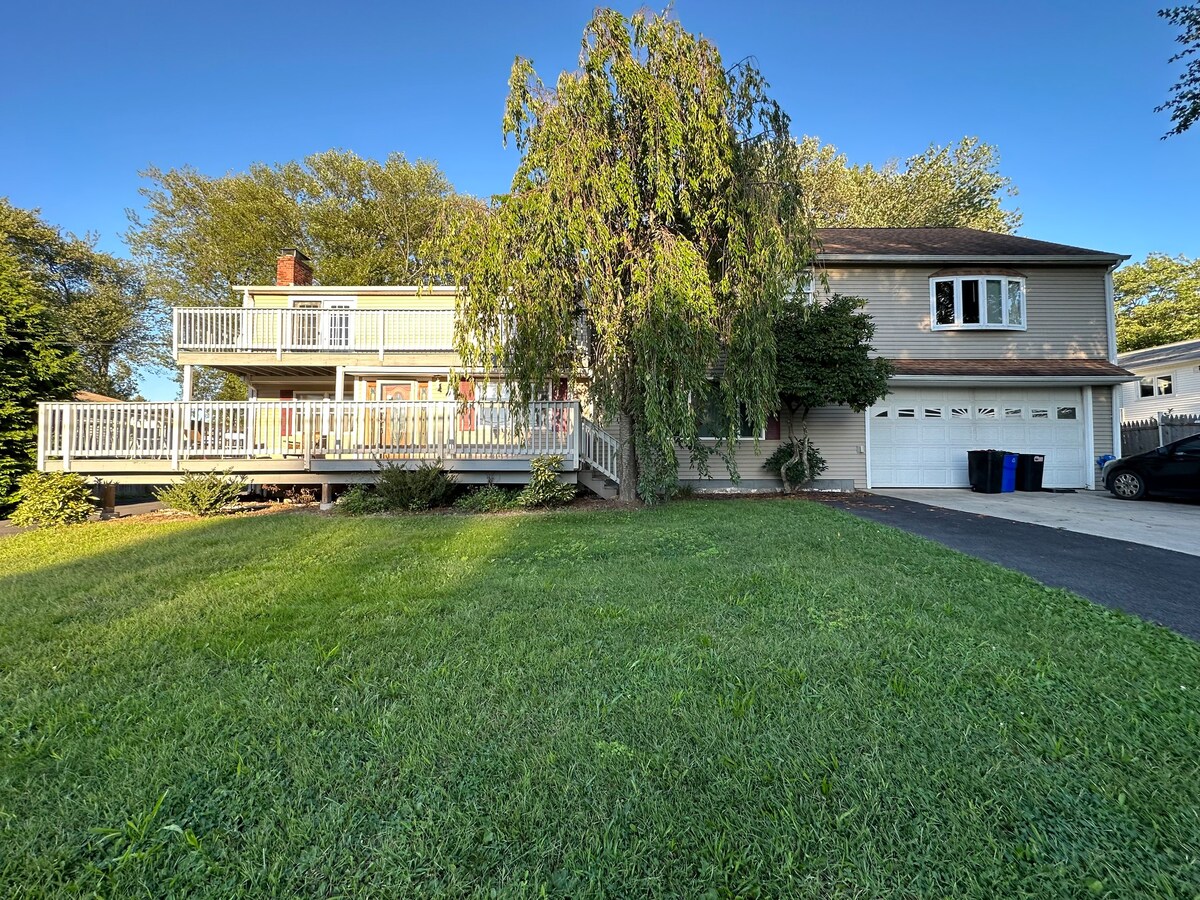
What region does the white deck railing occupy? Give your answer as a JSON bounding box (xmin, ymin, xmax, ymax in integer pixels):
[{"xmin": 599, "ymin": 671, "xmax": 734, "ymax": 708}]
[
  {"xmin": 38, "ymin": 401, "xmax": 579, "ymax": 471},
  {"xmin": 172, "ymin": 308, "xmax": 456, "ymax": 358},
  {"xmin": 580, "ymin": 419, "xmax": 620, "ymax": 483}
]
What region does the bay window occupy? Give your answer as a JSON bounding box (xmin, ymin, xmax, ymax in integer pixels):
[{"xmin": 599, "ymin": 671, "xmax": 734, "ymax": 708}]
[{"xmin": 930, "ymin": 275, "xmax": 1026, "ymax": 330}]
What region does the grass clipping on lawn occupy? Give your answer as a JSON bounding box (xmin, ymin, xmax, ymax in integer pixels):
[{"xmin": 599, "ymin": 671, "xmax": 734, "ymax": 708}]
[{"xmin": 0, "ymin": 500, "xmax": 1197, "ymax": 897}]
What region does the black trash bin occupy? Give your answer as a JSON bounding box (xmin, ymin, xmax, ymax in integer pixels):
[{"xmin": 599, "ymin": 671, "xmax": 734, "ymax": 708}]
[
  {"xmin": 1016, "ymin": 454, "xmax": 1045, "ymax": 492},
  {"xmin": 968, "ymin": 449, "xmax": 1011, "ymax": 493}
]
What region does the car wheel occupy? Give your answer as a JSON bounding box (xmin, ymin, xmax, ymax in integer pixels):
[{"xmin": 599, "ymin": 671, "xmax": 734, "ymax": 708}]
[{"xmin": 1109, "ymin": 470, "xmax": 1146, "ymax": 500}]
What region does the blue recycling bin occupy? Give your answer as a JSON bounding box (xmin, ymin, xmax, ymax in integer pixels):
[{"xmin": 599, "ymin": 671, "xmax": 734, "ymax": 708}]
[{"xmin": 1000, "ymin": 452, "xmax": 1018, "ymax": 492}]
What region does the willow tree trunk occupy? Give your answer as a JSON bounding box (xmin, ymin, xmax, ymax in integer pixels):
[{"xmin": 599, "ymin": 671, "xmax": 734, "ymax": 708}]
[{"xmin": 616, "ymin": 409, "xmax": 639, "ymax": 502}]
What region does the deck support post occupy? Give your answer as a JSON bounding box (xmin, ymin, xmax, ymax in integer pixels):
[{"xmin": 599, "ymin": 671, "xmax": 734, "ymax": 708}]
[
  {"xmin": 320, "ymin": 481, "xmax": 333, "ymax": 511},
  {"xmin": 181, "ymin": 365, "xmax": 193, "ymax": 402},
  {"xmin": 335, "ymin": 366, "xmax": 345, "ymax": 401},
  {"xmin": 99, "ymin": 483, "xmax": 117, "ymax": 519}
]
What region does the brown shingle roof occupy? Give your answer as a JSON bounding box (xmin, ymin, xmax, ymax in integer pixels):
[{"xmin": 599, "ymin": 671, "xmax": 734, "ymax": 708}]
[
  {"xmin": 890, "ymin": 358, "xmax": 1134, "ymax": 378},
  {"xmin": 816, "ymin": 227, "xmax": 1124, "ymax": 260},
  {"xmin": 73, "ymin": 390, "xmax": 123, "ymax": 402}
]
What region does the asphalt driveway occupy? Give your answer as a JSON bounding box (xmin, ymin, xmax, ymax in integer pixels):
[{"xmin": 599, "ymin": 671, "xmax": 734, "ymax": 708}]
[{"xmin": 824, "ymin": 493, "xmax": 1200, "ymax": 642}]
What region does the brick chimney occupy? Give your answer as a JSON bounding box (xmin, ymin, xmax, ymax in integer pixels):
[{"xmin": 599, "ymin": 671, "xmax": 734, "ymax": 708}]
[{"xmin": 276, "ymin": 249, "xmax": 312, "ymax": 286}]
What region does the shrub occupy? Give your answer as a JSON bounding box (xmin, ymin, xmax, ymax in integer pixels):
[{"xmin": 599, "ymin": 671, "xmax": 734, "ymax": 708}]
[
  {"xmin": 516, "ymin": 455, "xmax": 578, "ymax": 508},
  {"xmin": 376, "ymin": 461, "xmax": 457, "ymax": 511},
  {"xmin": 763, "ymin": 439, "xmax": 827, "ymax": 490},
  {"xmin": 335, "ymin": 485, "xmax": 388, "ymax": 516},
  {"xmin": 9, "ymin": 471, "xmax": 94, "ymax": 527},
  {"xmin": 454, "ymin": 484, "xmax": 519, "ymax": 513},
  {"xmin": 154, "ymin": 470, "xmax": 248, "ymax": 516}
]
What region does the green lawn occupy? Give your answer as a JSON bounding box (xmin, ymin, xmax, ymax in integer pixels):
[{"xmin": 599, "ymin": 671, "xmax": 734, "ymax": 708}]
[{"xmin": 1, "ymin": 500, "xmax": 1198, "ymax": 898}]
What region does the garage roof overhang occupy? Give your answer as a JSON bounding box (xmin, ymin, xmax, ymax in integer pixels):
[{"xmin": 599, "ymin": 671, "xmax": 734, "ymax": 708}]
[
  {"xmin": 887, "ymin": 358, "xmax": 1138, "ymax": 387},
  {"xmin": 890, "ymin": 374, "xmax": 1136, "ymax": 387}
]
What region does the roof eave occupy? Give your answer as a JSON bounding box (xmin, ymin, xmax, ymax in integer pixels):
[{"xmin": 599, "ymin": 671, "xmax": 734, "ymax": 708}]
[
  {"xmin": 890, "ymin": 374, "xmax": 1138, "ymax": 386},
  {"xmin": 233, "ymin": 285, "xmax": 461, "ymax": 295},
  {"xmin": 818, "ymin": 253, "xmax": 1130, "ymax": 265}
]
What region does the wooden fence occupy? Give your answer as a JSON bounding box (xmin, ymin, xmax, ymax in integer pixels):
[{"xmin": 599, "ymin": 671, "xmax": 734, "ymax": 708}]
[{"xmin": 1120, "ymin": 413, "xmax": 1200, "ymax": 455}]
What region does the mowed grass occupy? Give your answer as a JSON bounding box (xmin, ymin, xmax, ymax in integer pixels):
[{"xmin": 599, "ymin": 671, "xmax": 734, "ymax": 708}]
[{"xmin": 1, "ymin": 501, "xmax": 1198, "ymax": 898}]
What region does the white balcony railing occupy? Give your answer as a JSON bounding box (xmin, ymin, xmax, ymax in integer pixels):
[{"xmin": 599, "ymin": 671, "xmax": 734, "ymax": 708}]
[
  {"xmin": 38, "ymin": 401, "xmax": 580, "ymax": 471},
  {"xmin": 172, "ymin": 307, "xmax": 456, "ymax": 358}
]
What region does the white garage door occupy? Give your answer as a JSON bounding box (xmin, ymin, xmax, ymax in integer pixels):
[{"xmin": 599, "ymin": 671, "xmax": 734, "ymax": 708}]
[{"xmin": 869, "ymin": 387, "xmax": 1088, "ymax": 489}]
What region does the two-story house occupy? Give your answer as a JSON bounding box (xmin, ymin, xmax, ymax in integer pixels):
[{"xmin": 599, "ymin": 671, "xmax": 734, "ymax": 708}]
[
  {"xmin": 678, "ymin": 229, "xmax": 1135, "ymax": 492},
  {"xmin": 36, "ymin": 230, "xmax": 1135, "ymax": 499}
]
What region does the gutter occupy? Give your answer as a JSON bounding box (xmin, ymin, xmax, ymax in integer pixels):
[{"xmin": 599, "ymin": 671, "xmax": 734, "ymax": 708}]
[{"xmin": 819, "ymin": 253, "xmax": 1131, "ymax": 265}]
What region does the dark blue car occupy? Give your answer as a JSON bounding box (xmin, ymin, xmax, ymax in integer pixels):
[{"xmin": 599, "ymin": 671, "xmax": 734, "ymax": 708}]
[{"xmin": 1104, "ymin": 433, "xmax": 1200, "ymax": 500}]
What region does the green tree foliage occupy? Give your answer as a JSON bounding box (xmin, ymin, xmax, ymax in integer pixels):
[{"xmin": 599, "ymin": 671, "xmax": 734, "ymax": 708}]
[
  {"xmin": 0, "ymin": 250, "xmax": 77, "ymax": 508},
  {"xmin": 445, "ymin": 9, "xmax": 819, "ymax": 501},
  {"xmin": 0, "ymin": 200, "xmax": 153, "ymax": 398},
  {"xmin": 794, "ymin": 136, "xmax": 1021, "ymax": 233},
  {"xmin": 772, "ymin": 294, "xmax": 892, "ymax": 491},
  {"xmin": 1157, "ymin": 4, "xmax": 1200, "ymax": 137},
  {"xmin": 1114, "ymin": 253, "xmax": 1200, "ymax": 351},
  {"xmin": 127, "ymin": 150, "xmax": 464, "ymax": 399}
]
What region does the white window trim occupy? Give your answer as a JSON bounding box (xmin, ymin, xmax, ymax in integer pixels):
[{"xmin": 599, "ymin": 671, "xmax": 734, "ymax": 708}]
[
  {"xmin": 288, "ymin": 296, "xmax": 358, "ymax": 308},
  {"xmin": 929, "ymin": 275, "xmax": 1027, "ymax": 332},
  {"xmin": 1138, "ymin": 373, "xmax": 1174, "ymax": 398}
]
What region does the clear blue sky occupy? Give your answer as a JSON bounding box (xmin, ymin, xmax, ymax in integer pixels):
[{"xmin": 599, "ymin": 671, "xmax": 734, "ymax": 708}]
[{"xmin": 2, "ymin": 0, "xmax": 1194, "ymax": 398}]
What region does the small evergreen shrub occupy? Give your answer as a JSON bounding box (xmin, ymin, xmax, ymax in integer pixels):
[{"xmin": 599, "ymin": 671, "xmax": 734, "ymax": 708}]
[
  {"xmin": 376, "ymin": 461, "xmax": 457, "ymax": 511},
  {"xmin": 764, "ymin": 440, "xmax": 827, "ymax": 489},
  {"xmin": 453, "ymin": 484, "xmax": 519, "ymax": 513},
  {"xmin": 334, "ymin": 485, "xmax": 388, "ymax": 516},
  {"xmin": 9, "ymin": 471, "xmax": 94, "ymax": 527},
  {"xmin": 154, "ymin": 470, "xmax": 248, "ymax": 516},
  {"xmin": 516, "ymin": 455, "xmax": 578, "ymax": 508}
]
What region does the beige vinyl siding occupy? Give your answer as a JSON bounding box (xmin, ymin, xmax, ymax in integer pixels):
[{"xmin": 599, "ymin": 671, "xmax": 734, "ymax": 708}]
[
  {"xmin": 823, "ymin": 264, "xmax": 1111, "ymax": 359},
  {"xmin": 674, "ymin": 405, "xmax": 866, "ymax": 490},
  {"xmin": 1092, "ymin": 387, "xmax": 1113, "ymax": 460}
]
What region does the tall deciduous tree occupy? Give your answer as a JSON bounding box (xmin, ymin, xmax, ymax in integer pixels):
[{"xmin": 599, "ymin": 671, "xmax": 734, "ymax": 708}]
[
  {"xmin": 772, "ymin": 294, "xmax": 891, "ymax": 491},
  {"xmin": 127, "ymin": 150, "xmax": 463, "ymax": 399},
  {"xmin": 0, "ymin": 199, "xmax": 152, "ymax": 399},
  {"xmin": 793, "ymin": 136, "xmax": 1021, "ymax": 232},
  {"xmin": 1114, "ymin": 253, "xmax": 1200, "ymax": 351},
  {"xmin": 446, "ymin": 9, "xmax": 819, "ymax": 501},
  {"xmin": 0, "ymin": 248, "xmax": 78, "ymax": 509},
  {"xmin": 1157, "ymin": 4, "xmax": 1200, "ymax": 137}
]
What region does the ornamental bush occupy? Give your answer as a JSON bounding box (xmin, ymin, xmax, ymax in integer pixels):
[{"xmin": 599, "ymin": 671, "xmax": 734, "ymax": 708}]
[
  {"xmin": 516, "ymin": 455, "xmax": 577, "ymax": 508},
  {"xmin": 453, "ymin": 484, "xmax": 519, "ymax": 513},
  {"xmin": 376, "ymin": 461, "xmax": 457, "ymax": 512},
  {"xmin": 9, "ymin": 472, "xmax": 95, "ymax": 527},
  {"xmin": 154, "ymin": 470, "xmax": 247, "ymax": 516},
  {"xmin": 334, "ymin": 485, "xmax": 388, "ymax": 516},
  {"xmin": 763, "ymin": 440, "xmax": 827, "ymax": 488}
]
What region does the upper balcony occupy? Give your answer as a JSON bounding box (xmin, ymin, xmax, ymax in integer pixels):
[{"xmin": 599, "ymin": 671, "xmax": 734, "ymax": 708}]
[{"xmin": 172, "ymin": 307, "xmax": 457, "ymax": 365}]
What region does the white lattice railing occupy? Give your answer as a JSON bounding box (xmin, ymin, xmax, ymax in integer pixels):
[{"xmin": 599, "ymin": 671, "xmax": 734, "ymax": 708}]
[
  {"xmin": 580, "ymin": 418, "xmax": 620, "ymax": 483},
  {"xmin": 38, "ymin": 401, "xmax": 580, "ymax": 471},
  {"xmin": 172, "ymin": 308, "xmax": 456, "ymax": 358}
]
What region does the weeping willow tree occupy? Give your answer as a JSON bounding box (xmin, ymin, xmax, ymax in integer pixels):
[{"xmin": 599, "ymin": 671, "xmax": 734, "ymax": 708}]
[{"xmin": 447, "ymin": 9, "xmax": 818, "ymax": 501}]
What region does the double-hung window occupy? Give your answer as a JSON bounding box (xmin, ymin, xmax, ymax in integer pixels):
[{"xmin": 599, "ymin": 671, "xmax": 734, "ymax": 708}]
[{"xmin": 930, "ymin": 276, "xmax": 1025, "ymax": 330}]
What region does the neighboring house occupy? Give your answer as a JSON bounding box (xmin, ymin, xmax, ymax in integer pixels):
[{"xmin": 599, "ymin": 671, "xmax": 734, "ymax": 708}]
[
  {"xmin": 1116, "ymin": 339, "xmax": 1200, "ymax": 422},
  {"xmin": 74, "ymin": 391, "xmax": 123, "ymax": 403},
  {"xmin": 36, "ymin": 230, "xmax": 1136, "ymax": 497}
]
